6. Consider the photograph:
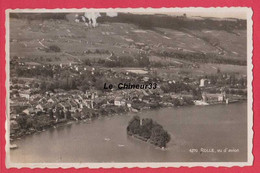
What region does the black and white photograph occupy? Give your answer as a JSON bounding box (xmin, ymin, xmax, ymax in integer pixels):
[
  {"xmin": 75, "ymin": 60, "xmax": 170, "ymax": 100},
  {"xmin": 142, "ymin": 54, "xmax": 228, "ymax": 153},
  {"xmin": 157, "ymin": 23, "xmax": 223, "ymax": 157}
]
[{"xmin": 5, "ymin": 8, "xmax": 253, "ymax": 168}]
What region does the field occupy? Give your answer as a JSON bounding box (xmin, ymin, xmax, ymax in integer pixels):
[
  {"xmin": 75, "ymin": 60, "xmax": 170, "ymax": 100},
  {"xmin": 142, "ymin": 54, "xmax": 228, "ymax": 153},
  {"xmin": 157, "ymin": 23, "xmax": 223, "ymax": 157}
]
[{"xmin": 10, "ymin": 13, "xmax": 247, "ymax": 76}]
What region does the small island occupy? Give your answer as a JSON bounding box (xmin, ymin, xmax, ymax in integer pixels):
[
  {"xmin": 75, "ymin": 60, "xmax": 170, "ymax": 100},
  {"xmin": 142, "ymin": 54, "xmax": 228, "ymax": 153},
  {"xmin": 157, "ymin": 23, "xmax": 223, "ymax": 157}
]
[{"xmin": 127, "ymin": 115, "xmax": 171, "ymax": 148}]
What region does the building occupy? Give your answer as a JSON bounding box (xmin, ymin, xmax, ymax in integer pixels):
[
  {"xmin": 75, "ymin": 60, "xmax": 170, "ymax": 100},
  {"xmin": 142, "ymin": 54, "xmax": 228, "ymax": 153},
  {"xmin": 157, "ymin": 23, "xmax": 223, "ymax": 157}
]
[
  {"xmin": 199, "ymin": 79, "xmax": 209, "ymax": 87},
  {"xmin": 218, "ymin": 91, "xmax": 226, "ymax": 102},
  {"xmin": 142, "ymin": 77, "xmax": 149, "ymax": 82},
  {"xmin": 36, "ymin": 104, "xmax": 44, "ymax": 112},
  {"xmin": 19, "ymin": 90, "xmax": 31, "ymax": 100},
  {"xmin": 114, "ymin": 97, "xmax": 126, "ymax": 106},
  {"xmin": 202, "ymin": 92, "xmax": 208, "ymax": 102},
  {"xmin": 22, "ymin": 108, "xmax": 36, "ymax": 116}
]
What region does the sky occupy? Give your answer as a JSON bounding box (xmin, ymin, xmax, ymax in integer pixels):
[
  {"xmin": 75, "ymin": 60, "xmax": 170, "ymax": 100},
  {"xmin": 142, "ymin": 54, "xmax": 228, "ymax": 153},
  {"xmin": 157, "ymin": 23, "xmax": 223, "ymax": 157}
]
[
  {"xmin": 130, "ymin": 8, "xmax": 249, "ymax": 19},
  {"xmin": 175, "ymin": 11, "xmax": 247, "ymax": 19}
]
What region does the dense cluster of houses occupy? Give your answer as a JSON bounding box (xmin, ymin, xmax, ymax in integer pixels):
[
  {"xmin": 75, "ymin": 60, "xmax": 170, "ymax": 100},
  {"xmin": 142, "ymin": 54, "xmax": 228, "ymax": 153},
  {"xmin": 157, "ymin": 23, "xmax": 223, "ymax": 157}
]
[
  {"xmin": 10, "ymin": 88, "xmax": 98, "ymax": 120},
  {"xmin": 10, "ymin": 65, "xmax": 246, "ymax": 120}
]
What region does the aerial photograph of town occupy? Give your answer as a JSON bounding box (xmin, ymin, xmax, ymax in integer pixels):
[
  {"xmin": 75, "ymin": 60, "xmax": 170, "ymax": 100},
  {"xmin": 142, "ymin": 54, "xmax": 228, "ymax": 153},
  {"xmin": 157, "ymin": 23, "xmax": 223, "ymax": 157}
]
[{"xmin": 7, "ymin": 9, "xmax": 250, "ymax": 165}]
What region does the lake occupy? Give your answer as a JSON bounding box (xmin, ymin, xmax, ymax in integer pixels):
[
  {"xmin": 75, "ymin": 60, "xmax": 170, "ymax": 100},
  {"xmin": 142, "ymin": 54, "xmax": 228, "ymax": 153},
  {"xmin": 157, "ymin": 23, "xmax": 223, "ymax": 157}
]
[{"xmin": 10, "ymin": 102, "xmax": 247, "ymax": 163}]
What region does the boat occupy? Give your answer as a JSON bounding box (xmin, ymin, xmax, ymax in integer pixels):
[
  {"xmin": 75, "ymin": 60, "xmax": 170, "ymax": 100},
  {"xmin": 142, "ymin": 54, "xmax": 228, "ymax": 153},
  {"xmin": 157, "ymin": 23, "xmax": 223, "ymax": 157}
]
[
  {"xmin": 194, "ymin": 100, "xmax": 210, "ymax": 106},
  {"xmin": 104, "ymin": 138, "xmax": 111, "ymax": 141},
  {"xmin": 131, "ymin": 108, "xmax": 139, "ymax": 113},
  {"xmin": 10, "ymin": 144, "xmax": 18, "ymax": 149}
]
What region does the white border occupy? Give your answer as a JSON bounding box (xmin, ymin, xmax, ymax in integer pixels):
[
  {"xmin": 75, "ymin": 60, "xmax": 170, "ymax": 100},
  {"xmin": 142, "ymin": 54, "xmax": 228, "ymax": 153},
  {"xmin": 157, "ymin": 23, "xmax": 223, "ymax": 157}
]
[{"xmin": 5, "ymin": 7, "xmax": 253, "ymax": 168}]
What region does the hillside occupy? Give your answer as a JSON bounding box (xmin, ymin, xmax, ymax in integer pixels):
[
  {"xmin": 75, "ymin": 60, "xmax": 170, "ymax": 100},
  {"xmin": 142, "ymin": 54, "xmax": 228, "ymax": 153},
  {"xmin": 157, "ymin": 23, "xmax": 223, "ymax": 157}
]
[{"xmin": 9, "ymin": 13, "xmax": 247, "ymax": 76}]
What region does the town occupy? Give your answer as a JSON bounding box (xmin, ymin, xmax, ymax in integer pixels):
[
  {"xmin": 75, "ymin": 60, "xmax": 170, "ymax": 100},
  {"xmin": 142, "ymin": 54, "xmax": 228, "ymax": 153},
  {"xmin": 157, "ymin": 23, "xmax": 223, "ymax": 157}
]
[{"xmin": 9, "ymin": 57, "xmax": 247, "ymax": 140}]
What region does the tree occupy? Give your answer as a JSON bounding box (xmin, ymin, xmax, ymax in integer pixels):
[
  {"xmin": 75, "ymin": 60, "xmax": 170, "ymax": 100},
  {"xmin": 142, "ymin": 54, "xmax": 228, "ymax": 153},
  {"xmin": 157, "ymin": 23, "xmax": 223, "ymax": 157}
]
[
  {"xmin": 26, "ymin": 117, "xmax": 34, "ymax": 129},
  {"xmin": 217, "ymin": 68, "xmax": 221, "ymax": 73},
  {"xmin": 139, "ymin": 118, "xmax": 153, "ymax": 139},
  {"xmin": 48, "ymin": 109, "xmax": 54, "ymax": 119},
  {"xmin": 16, "ymin": 115, "xmax": 28, "ymax": 129},
  {"xmin": 59, "ymin": 110, "xmax": 65, "ymax": 119},
  {"xmin": 192, "ymin": 88, "xmax": 202, "ymax": 100},
  {"xmin": 160, "ymin": 83, "xmax": 170, "ymax": 93},
  {"xmin": 40, "ymin": 81, "xmax": 47, "ymax": 90},
  {"xmin": 65, "ymin": 111, "xmax": 71, "ymax": 119},
  {"xmin": 33, "ymin": 82, "xmax": 40, "ymax": 88},
  {"xmin": 48, "ymin": 45, "xmax": 61, "ymax": 52},
  {"xmin": 84, "ymin": 59, "xmax": 92, "ymax": 66},
  {"xmin": 150, "ymin": 125, "xmax": 171, "ymax": 148},
  {"xmin": 127, "ymin": 115, "xmax": 141, "ymax": 134},
  {"xmin": 46, "ymin": 82, "xmax": 55, "ymax": 91},
  {"xmin": 137, "ymin": 55, "xmax": 150, "ymax": 67},
  {"xmin": 68, "ymin": 77, "xmax": 76, "ymax": 89}
]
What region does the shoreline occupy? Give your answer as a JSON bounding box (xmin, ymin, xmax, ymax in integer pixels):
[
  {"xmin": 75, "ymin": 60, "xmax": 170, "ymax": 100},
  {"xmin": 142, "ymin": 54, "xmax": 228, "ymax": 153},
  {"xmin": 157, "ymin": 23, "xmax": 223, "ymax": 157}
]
[
  {"xmin": 10, "ymin": 111, "xmax": 129, "ymax": 142},
  {"xmin": 10, "ymin": 100, "xmax": 246, "ymax": 143},
  {"xmin": 127, "ymin": 134, "xmax": 167, "ymax": 150}
]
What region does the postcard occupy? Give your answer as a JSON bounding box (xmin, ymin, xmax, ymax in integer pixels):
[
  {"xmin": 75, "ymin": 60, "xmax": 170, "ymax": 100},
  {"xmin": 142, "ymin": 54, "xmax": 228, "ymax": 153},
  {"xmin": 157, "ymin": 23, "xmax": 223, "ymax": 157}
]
[{"xmin": 5, "ymin": 7, "xmax": 253, "ymax": 168}]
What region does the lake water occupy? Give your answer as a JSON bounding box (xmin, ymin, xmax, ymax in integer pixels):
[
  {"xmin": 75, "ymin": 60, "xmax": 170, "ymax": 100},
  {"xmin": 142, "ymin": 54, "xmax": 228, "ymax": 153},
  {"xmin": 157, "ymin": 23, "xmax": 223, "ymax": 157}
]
[{"xmin": 10, "ymin": 102, "xmax": 247, "ymax": 163}]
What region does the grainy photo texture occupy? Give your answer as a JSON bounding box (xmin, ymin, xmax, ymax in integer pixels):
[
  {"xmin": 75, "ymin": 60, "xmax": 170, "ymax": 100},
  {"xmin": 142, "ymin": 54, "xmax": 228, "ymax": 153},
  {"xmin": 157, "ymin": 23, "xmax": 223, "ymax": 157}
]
[{"xmin": 5, "ymin": 8, "xmax": 253, "ymax": 168}]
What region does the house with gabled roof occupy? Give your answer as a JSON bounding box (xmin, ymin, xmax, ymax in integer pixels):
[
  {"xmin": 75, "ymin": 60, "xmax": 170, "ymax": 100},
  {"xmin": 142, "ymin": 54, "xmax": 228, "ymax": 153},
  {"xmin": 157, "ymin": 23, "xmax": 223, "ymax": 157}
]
[
  {"xmin": 22, "ymin": 107, "xmax": 36, "ymax": 116},
  {"xmin": 39, "ymin": 97, "xmax": 47, "ymax": 104},
  {"xmin": 42, "ymin": 102, "xmax": 54, "ymax": 112},
  {"xmin": 47, "ymin": 97, "xmax": 59, "ymax": 104},
  {"xmin": 114, "ymin": 97, "xmax": 126, "ymax": 106},
  {"xmin": 19, "ymin": 90, "xmax": 31, "ymax": 100},
  {"xmin": 36, "ymin": 104, "xmax": 44, "ymax": 112}
]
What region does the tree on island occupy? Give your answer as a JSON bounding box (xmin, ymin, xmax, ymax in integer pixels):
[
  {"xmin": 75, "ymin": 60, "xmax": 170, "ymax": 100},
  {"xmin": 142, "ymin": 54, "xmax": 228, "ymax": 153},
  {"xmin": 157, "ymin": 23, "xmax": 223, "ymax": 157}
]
[
  {"xmin": 127, "ymin": 115, "xmax": 141, "ymax": 134},
  {"xmin": 150, "ymin": 124, "xmax": 171, "ymax": 148},
  {"xmin": 127, "ymin": 115, "xmax": 171, "ymax": 148}
]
